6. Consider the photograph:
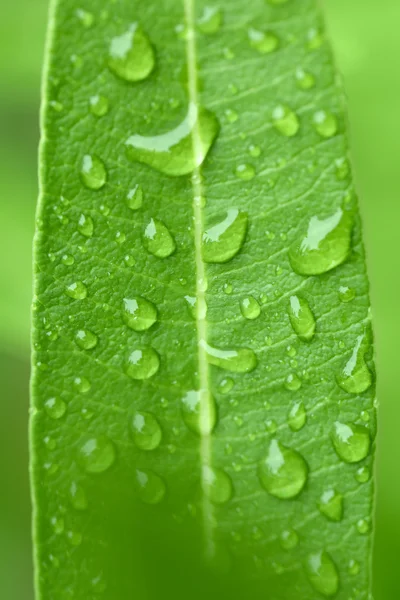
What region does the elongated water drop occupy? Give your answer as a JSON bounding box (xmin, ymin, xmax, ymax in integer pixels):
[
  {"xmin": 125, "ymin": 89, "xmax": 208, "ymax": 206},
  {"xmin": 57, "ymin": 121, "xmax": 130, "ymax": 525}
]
[
  {"xmin": 181, "ymin": 390, "xmax": 217, "ymax": 435},
  {"xmin": 65, "ymin": 281, "xmax": 87, "ymax": 300},
  {"xmin": 305, "ymin": 550, "xmax": 339, "ymax": 597},
  {"xmin": 77, "ymin": 214, "xmax": 93, "ymax": 237},
  {"xmin": 131, "ymin": 412, "xmax": 162, "ymax": 450},
  {"xmin": 126, "ymin": 348, "xmax": 160, "ymax": 380},
  {"xmin": 143, "ymin": 218, "xmax": 175, "ymax": 258},
  {"xmin": 197, "ymin": 6, "xmax": 222, "ymax": 34},
  {"xmin": 78, "ymin": 436, "xmax": 116, "ymax": 473},
  {"xmin": 135, "ymin": 469, "xmax": 166, "ymax": 504},
  {"xmin": 122, "ymin": 297, "xmax": 157, "ymax": 331},
  {"xmin": 248, "ymin": 28, "xmax": 279, "ymax": 54},
  {"xmin": 288, "ymin": 295, "xmax": 315, "ymax": 341},
  {"xmin": 258, "ymin": 439, "xmax": 308, "ymax": 499},
  {"xmin": 202, "ymin": 209, "xmax": 247, "ymax": 263},
  {"xmin": 75, "ymin": 329, "xmax": 98, "ymax": 350},
  {"xmin": 126, "ymin": 103, "xmax": 219, "ymax": 176},
  {"xmin": 44, "ymin": 397, "xmax": 66, "ymax": 419},
  {"xmin": 240, "ymin": 296, "xmax": 261, "ymax": 320},
  {"xmin": 331, "ymin": 421, "xmax": 371, "ymax": 463},
  {"xmin": 289, "ymin": 207, "xmax": 353, "ymax": 275},
  {"xmin": 318, "ymin": 489, "xmax": 343, "ymax": 522},
  {"xmin": 337, "ymin": 334, "xmax": 372, "ymax": 394},
  {"xmin": 202, "ymin": 465, "xmax": 232, "ymax": 504},
  {"xmin": 200, "ymin": 340, "xmax": 257, "ymax": 373},
  {"xmin": 288, "ymin": 401, "xmax": 306, "ymax": 431},
  {"xmin": 80, "ymin": 154, "xmax": 107, "ymax": 190},
  {"xmin": 108, "ymin": 24, "xmax": 155, "ymax": 82},
  {"xmin": 272, "ymin": 105, "xmax": 299, "ymax": 137}
]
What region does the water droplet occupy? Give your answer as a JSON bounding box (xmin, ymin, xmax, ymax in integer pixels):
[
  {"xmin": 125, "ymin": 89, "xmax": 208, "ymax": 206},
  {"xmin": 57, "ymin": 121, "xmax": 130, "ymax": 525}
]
[
  {"xmin": 295, "ymin": 67, "xmax": 315, "ymax": 90},
  {"xmin": 280, "ymin": 529, "xmax": 299, "ymax": 550},
  {"xmin": 223, "ymin": 47, "xmax": 235, "ymax": 60},
  {"xmin": 124, "ymin": 255, "xmax": 136, "ymax": 267},
  {"xmin": 313, "ymin": 110, "xmax": 338, "ymax": 138},
  {"xmin": 126, "ymin": 184, "xmax": 143, "ymax": 210},
  {"xmin": 200, "ymin": 340, "xmax": 257, "ymax": 373},
  {"xmin": 73, "ymin": 376, "xmax": 91, "ymax": 393},
  {"xmin": 197, "ymin": 6, "xmax": 222, "ymax": 34},
  {"xmin": 305, "ymin": 551, "xmax": 339, "ymax": 597},
  {"xmin": 78, "ymin": 213, "xmax": 93, "ymax": 237},
  {"xmin": 225, "ymin": 108, "xmax": 238, "ymax": 123},
  {"xmin": 258, "ymin": 439, "xmax": 308, "ymax": 499},
  {"xmin": 235, "ymin": 163, "xmax": 255, "ymax": 180},
  {"xmin": 218, "ymin": 378, "xmax": 234, "ymax": 394},
  {"xmin": 44, "ymin": 436, "xmax": 56, "ymax": 450},
  {"xmin": 335, "ymin": 157, "xmax": 350, "ymax": 180},
  {"xmin": 272, "ymin": 105, "xmax": 299, "ymax": 137},
  {"xmin": 248, "ymin": 28, "xmax": 279, "ymax": 53},
  {"xmin": 50, "ymin": 100, "xmax": 63, "ymax": 112},
  {"xmin": 284, "ymin": 373, "xmax": 301, "ymax": 391},
  {"xmin": 288, "ymin": 207, "xmax": 353, "ymax": 275},
  {"xmin": 126, "ymin": 103, "xmax": 219, "ymax": 176},
  {"xmin": 306, "ymin": 27, "xmax": 324, "ymax": 50},
  {"xmin": 202, "ymin": 465, "xmax": 232, "ymax": 504},
  {"xmin": 131, "ymin": 411, "xmax": 162, "ymax": 450},
  {"xmin": 115, "ymin": 231, "xmax": 126, "ymax": 244},
  {"xmin": 181, "ymin": 390, "xmax": 217, "ymax": 435},
  {"xmin": 348, "ymin": 559, "xmax": 360, "ymax": 576},
  {"xmin": 288, "ymin": 401, "xmax": 306, "ymax": 432},
  {"xmin": 126, "ymin": 348, "xmax": 160, "ymax": 380},
  {"xmin": 50, "ymin": 516, "xmax": 64, "ymax": 534},
  {"xmin": 135, "ymin": 469, "xmax": 166, "ymax": 504},
  {"xmin": 355, "ymin": 465, "xmax": 370, "ymax": 483},
  {"xmin": 61, "ymin": 254, "xmax": 74, "ymax": 266},
  {"xmin": 65, "ymin": 281, "xmax": 87, "ymax": 300},
  {"xmin": 75, "ymin": 329, "xmax": 98, "ymax": 350},
  {"xmin": 337, "ymin": 334, "xmax": 372, "ymax": 394},
  {"xmin": 318, "ymin": 489, "xmax": 343, "ymax": 522},
  {"xmin": 331, "ymin": 421, "xmax": 371, "ymax": 463},
  {"xmin": 122, "ymin": 297, "xmax": 157, "ymax": 331},
  {"xmin": 240, "ymin": 296, "xmax": 261, "ymax": 320},
  {"xmin": 69, "ymin": 481, "xmax": 88, "ymax": 510},
  {"xmin": 80, "ymin": 154, "xmax": 107, "ymax": 190},
  {"xmin": 67, "ymin": 530, "xmax": 82, "ymax": 546},
  {"xmin": 202, "ymin": 209, "xmax": 247, "ymax": 263},
  {"xmin": 356, "ymin": 518, "xmax": 370, "ymax": 534},
  {"xmin": 99, "ymin": 203, "xmax": 110, "ymax": 216},
  {"xmin": 44, "ymin": 397, "xmax": 66, "ymax": 419},
  {"xmin": 248, "ymin": 144, "xmax": 261, "ymax": 158},
  {"xmin": 338, "ymin": 285, "xmax": 355, "ymax": 303},
  {"xmin": 143, "ymin": 218, "xmax": 176, "ymax": 258},
  {"xmin": 78, "ymin": 436, "xmax": 116, "ymax": 473},
  {"xmin": 265, "ymin": 419, "xmax": 277, "ymax": 434},
  {"xmin": 223, "ymin": 283, "xmax": 233, "ymax": 294},
  {"xmin": 76, "ymin": 8, "xmax": 94, "ymax": 27},
  {"xmin": 288, "ymin": 295, "xmax": 315, "ymax": 341},
  {"xmin": 108, "ymin": 23, "xmax": 155, "ymax": 82},
  {"xmin": 89, "ymin": 95, "xmax": 109, "ymax": 117}
]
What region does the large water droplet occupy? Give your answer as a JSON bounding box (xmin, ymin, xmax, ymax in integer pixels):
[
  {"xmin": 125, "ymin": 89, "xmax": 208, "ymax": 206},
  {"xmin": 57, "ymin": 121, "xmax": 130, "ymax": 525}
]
[
  {"xmin": 202, "ymin": 209, "xmax": 247, "ymax": 263},
  {"xmin": 135, "ymin": 468, "xmax": 166, "ymax": 504},
  {"xmin": 248, "ymin": 28, "xmax": 279, "ymax": 54},
  {"xmin": 69, "ymin": 481, "xmax": 88, "ymax": 510},
  {"xmin": 181, "ymin": 390, "xmax": 217, "ymax": 435},
  {"xmin": 126, "ymin": 103, "xmax": 219, "ymax": 176},
  {"xmin": 65, "ymin": 281, "xmax": 87, "ymax": 300},
  {"xmin": 89, "ymin": 95, "xmax": 109, "ymax": 117},
  {"xmin": 240, "ymin": 296, "xmax": 261, "ymax": 320},
  {"xmin": 75, "ymin": 329, "xmax": 98, "ymax": 350},
  {"xmin": 122, "ymin": 297, "xmax": 157, "ymax": 331},
  {"xmin": 318, "ymin": 489, "xmax": 343, "ymax": 522},
  {"xmin": 44, "ymin": 397, "xmax": 66, "ymax": 419},
  {"xmin": 108, "ymin": 24, "xmax": 155, "ymax": 82},
  {"xmin": 78, "ymin": 436, "xmax": 116, "ymax": 473},
  {"xmin": 126, "ymin": 348, "xmax": 160, "ymax": 380},
  {"xmin": 288, "ymin": 207, "xmax": 353, "ymax": 275},
  {"xmin": 305, "ymin": 550, "xmax": 339, "ymax": 597},
  {"xmin": 288, "ymin": 295, "xmax": 315, "ymax": 341},
  {"xmin": 272, "ymin": 105, "xmax": 299, "ymax": 137},
  {"xmin": 288, "ymin": 401, "xmax": 306, "ymax": 431},
  {"xmin": 126, "ymin": 184, "xmax": 143, "ymax": 210},
  {"xmin": 143, "ymin": 218, "xmax": 176, "ymax": 258},
  {"xmin": 80, "ymin": 154, "xmax": 107, "ymax": 190},
  {"xmin": 258, "ymin": 439, "xmax": 308, "ymax": 499},
  {"xmin": 200, "ymin": 340, "xmax": 257, "ymax": 373},
  {"xmin": 197, "ymin": 6, "xmax": 222, "ymax": 34},
  {"xmin": 337, "ymin": 334, "xmax": 372, "ymax": 394},
  {"xmin": 131, "ymin": 411, "xmax": 162, "ymax": 450},
  {"xmin": 202, "ymin": 465, "xmax": 233, "ymax": 504},
  {"xmin": 313, "ymin": 110, "xmax": 338, "ymax": 138},
  {"xmin": 331, "ymin": 421, "xmax": 371, "ymax": 463}
]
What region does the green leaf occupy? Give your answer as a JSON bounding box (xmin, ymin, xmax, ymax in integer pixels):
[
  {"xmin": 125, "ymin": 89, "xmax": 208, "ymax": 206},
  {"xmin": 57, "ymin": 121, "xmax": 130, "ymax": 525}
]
[{"xmin": 31, "ymin": 0, "xmax": 376, "ymax": 598}]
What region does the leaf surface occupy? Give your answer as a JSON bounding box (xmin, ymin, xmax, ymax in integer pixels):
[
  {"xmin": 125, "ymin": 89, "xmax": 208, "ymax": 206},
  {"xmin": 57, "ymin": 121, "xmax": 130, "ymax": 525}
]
[{"xmin": 31, "ymin": 0, "xmax": 376, "ymax": 598}]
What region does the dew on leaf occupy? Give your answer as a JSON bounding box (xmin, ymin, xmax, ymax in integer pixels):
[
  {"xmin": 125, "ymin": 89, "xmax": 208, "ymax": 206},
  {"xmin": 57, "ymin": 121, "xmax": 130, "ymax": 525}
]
[
  {"xmin": 355, "ymin": 465, "xmax": 370, "ymax": 483},
  {"xmin": 248, "ymin": 28, "xmax": 279, "ymax": 54},
  {"xmin": 50, "ymin": 100, "xmax": 63, "ymax": 112},
  {"xmin": 272, "ymin": 105, "xmax": 299, "ymax": 137},
  {"xmin": 50, "ymin": 516, "xmax": 64, "ymax": 534},
  {"xmin": 197, "ymin": 6, "xmax": 222, "ymax": 34},
  {"xmin": 288, "ymin": 295, "xmax": 315, "ymax": 341},
  {"xmin": 126, "ymin": 348, "xmax": 160, "ymax": 380},
  {"xmin": 235, "ymin": 163, "xmax": 255, "ymax": 180},
  {"xmin": 78, "ymin": 435, "xmax": 116, "ymax": 473},
  {"xmin": 318, "ymin": 489, "xmax": 343, "ymax": 522},
  {"xmin": 126, "ymin": 184, "xmax": 143, "ymax": 210},
  {"xmin": 240, "ymin": 296, "xmax": 261, "ymax": 320},
  {"xmin": 143, "ymin": 218, "xmax": 176, "ymax": 258},
  {"xmin": 131, "ymin": 411, "xmax": 162, "ymax": 450},
  {"xmin": 295, "ymin": 67, "xmax": 315, "ymax": 90},
  {"xmin": 80, "ymin": 154, "xmax": 107, "ymax": 190},
  {"xmin": 338, "ymin": 285, "xmax": 355, "ymax": 303},
  {"xmin": 335, "ymin": 157, "xmax": 350, "ymax": 180},
  {"xmin": 202, "ymin": 465, "xmax": 233, "ymax": 504},
  {"xmin": 44, "ymin": 397, "xmax": 66, "ymax": 419},
  {"xmin": 181, "ymin": 390, "xmax": 217, "ymax": 435},
  {"xmin": 135, "ymin": 468, "xmax": 166, "ymax": 504},
  {"xmin": 225, "ymin": 108, "xmax": 238, "ymax": 123},
  {"xmin": 348, "ymin": 559, "xmax": 360, "ymax": 576},
  {"xmin": 75, "ymin": 329, "xmax": 98, "ymax": 350},
  {"xmin": 258, "ymin": 439, "xmax": 308, "ymax": 499},
  {"xmin": 108, "ymin": 24, "xmax": 155, "ymax": 82},
  {"xmin": 67, "ymin": 531, "xmax": 82, "ymax": 546},
  {"xmin": 124, "ymin": 255, "xmax": 136, "ymax": 267},
  {"xmin": 89, "ymin": 95, "xmax": 109, "ymax": 117},
  {"xmin": 306, "ymin": 27, "xmax": 324, "ymax": 50},
  {"xmin": 223, "ymin": 283, "xmax": 233, "ymax": 294},
  {"xmin": 337, "ymin": 334, "xmax": 372, "ymax": 394},
  {"xmin": 200, "ymin": 340, "xmax": 257, "ymax": 373},
  {"xmin": 356, "ymin": 518, "xmax": 370, "ymax": 534},
  {"xmin": 223, "ymin": 47, "xmax": 235, "ymax": 59},
  {"xmin": 69, "ymin": 481, "xmax": 88, "ymax": 510},
  {"xmin": 284, "ymin": 373, "xmax": 301, "ymax": 391},
  {"xmin": 61, "ymin": 254, "xmax": 74, "ymax": 266},
  {"xmin": 202, "ymin": 209, "xmax": 247, "ymax": 263},
  {"xmin": 65, "ymin": 281, "xmax": 87, "ymax": 300},
  {"xmin": 76, "ymin": 8, "xmax": 94, "ymax": 27},
  {"xmin": 73, "ymin": 376, "xmax": 91, "ymax": 393},
  {"xmin": 77, "ymin": 213, "xmax": 93, "ymax": 237},
  {"xmin": 249, "ymin": 144, "xmax": 261, "ymax": 157},
  {"xmin": 218, "ymin": 377, "xmax": 234, "ymax": 394},
  {"xmin": 280, "ymin": 529, "xmax": 299, "ymax": 550},
  {"xmin": 305, "ymin": 550, "xmax": 339, "ymax": 597},
  {"xmin": 288, "ymin": 401, "xmax": 306, "ymax": 432},
  {"xmin": 123, "ymin": 297, "xmax": 158, "ymax": 331},
  {"xmin": 313, "ymin": 110, "xmax": 338, "ymax": 138},
  {"xmin": 331, "ymin": 421, "xmax": 371, "ymax": 463}
]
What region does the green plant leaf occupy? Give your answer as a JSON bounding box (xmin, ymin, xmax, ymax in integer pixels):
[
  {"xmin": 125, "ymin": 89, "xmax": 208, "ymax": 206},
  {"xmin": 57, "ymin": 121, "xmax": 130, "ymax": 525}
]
[{"xmin": 31, "ymin": 0, "xmax": 376, "ymax": 598}]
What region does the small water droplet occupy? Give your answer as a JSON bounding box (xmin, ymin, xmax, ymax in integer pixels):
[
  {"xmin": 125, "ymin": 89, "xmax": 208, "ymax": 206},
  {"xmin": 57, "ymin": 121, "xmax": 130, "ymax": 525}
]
[
  {"xmin": 356, "ymin": 518, "xmax": 370, "ymax": 534},
  {"xmin": 50, "ymin": 515, "xmax": 64, "ymax": 534},
  {"xmin": 331, "ymin": 421, "xmax": 371, "ymax": 463},
  {"xmin": 99, "ymin": 203, "xmax": 110, "ymax": 216},
  {"xmin": 218, "ymin": 378, "xmax": 234, "ymax": 394},
  {"xmin": 126, "ymin": 184, "xmax": 143, "ymax": 210},
  {"xmin": 258, "ymin": 439, "xmax": 308, "ymax": 499},
  {"xmin": 318, "ymin": 489, "xmax": 343, "ymax": 522},
  {"xmin": 197, "ymin": 6, "xmax": 222, "ymax": 34},
  {"xmin": 305, "ymin": 550, "xmax": 339, "ymax": 597},
  {"xmin": 223, "ymin": 47, "xmax": 235, "ymax": 60},
  {"xmin": 115, "ymin": 231, "xmax": 126, "ymax": 244},
  {"xmin": 75, "ymin": 329, "xmax": 98, "ymax": 350},
  {"xmin": 202, "ymin": 209, "xmax": 247, "ymax": 263},
  {"xmin": 108, "ymin": 23, "xmax": 155, "ymax": 82},
  {"xmin": 181, "ymin": 390, "xmax": 217, "ymax": 435},
  {"xmin": 266, "ymin": 0, "xmax": 289, "ymax": 4},
  {"xmin": 135, "ymin": 468, "xmax": 166, "ymax": 504},
  {"xmin": 348, "ymin": 559, "xmax": 360, "ymax": 576},
  {"xmin": 131, "ymin": 411, "xmax": 162, "ymax": 450},
  {"xmin": 80, "ymin": 154, "xmax": 107, "ymax": 190},
  {"xmin": 44, "ymin": 436, "xmax": 56, "ymax": 450},
  {"xmin": 295, "ymin": 67, "xmax": 315, "ymax": 90},
  {"xmin": 272, "ymin": 105, "xmax": 299, "ymax": 137},
  {"xmin": 248, "ymin": 144, "xmax": 261, "ymax": 158},
  {"xmin": 89, "ymin": 95, "xmax": 109, "ymax": 117},
  {"xmin": 280, "ymin": 529, "xmax": 299, "ymax": 550},
  {"xmin": 289, "ymin": 207, "xmax": 353, "ymax": 275},
  {"xmin": 288, "ymin": 401, "xmax": 306, "ymax": 432},
  {"xmin": 265, "ymin": 419, "xmax": 277, "ymax": 434},
  {"xmin": 200, "ymin": 340, "xmax": 257, "ymax": 373},
  {"xmin": 313, "ymin": 110, "xmax": 338, "ymax": 138},
  {"xmin": 248, "ymin": 28, "xmax": 279, "ymax": 54},
  {"xmin": 73, "ymin": 376, "xmax": 91, "ymax": 393},
  {"xmin": 69, "ymin": 481, "xmax": 88, "ymax": 510},
  {"xmin": 126, "ymin": 348, "xmax": 160, "ymax": 380},
  {"xmin": 355, "ymin": 465, "xmax": 370, "ymax": 483},
  {"xmin": 67, "ymin": 530, "xmax": 82, "ymax": 546},
  {"xmin": 78, "ymin": 436, "xmax": 116, "ymax": 473},
  {"xmin": 338, "ymin": 285, "xmax": 355, "ymax": 303},
  {"xmin": 65, "ymin": 281, "xmax": 87, "ymax": 300},
  {"xmin": 44, "ymin": 397, "xmax": 66, "ymax": 419},
  {"xmin": 143, "ymin": 218, "xmax": 176, "ymax": 258},
  {"xmin": 78, "ymin": 213, "xmax": 93, "ymax": 237},
  {"xmin": 122, "ymin": 297, "xmax": 157, "ymax": 331},
  {"xmin": 202, "ymin": 465, "xmax": 233, "ymax": 504},
  {"xmin": 223, "ymin": 283, "xmax": 233, "ymax": 294},
  {"xmin": 76, "ymin": 8, "xmax": 94, "ymax": 27},
  {"xmin": 61, "ymin": 254, "xmax": 74, "ymax": 266},
  {"xmin": 306, "ymin": 27, "xmax": 324, "ymax": 50},
  {"xmin": 235, "ymin": 163, "xmax": 255, "ymax": 180},
  {"xmin": 126, "ymin": 103, "xmax": 219, "ymax": 176},
  {"xmin": 284, "ymin": 373, "xmax": 301, "ymax": 391},
  {"xmin": 225, "ymin": 108, "xmax": 238, "ymax": 123},
  {"xmin": 288, "ymin": 295, "xmax": 316, "ymax": 341},
  {"xmin": 337, "ymin": 334, "xmax": 372, "ymax": 394},
  {"xmin": 124, "ymin": 255, "xmax": 136, "ymax": 267},
  {"xmin": 335, "ymin": 157, "xmax": 350, "ymax": 180},
  {"xmin": 50, "ymin": 100, "xmax": 63, "ymax": 112},
  {"xmin": 240, "ymin": 296, "xmax": 261, "ymax": 320}
]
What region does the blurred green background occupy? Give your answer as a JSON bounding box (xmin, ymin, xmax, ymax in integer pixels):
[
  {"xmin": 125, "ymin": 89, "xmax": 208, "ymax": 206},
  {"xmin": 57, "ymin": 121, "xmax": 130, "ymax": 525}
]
[{"xmin": 0, "ymin": 0, "xmax": 398, "ymax": 597}]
